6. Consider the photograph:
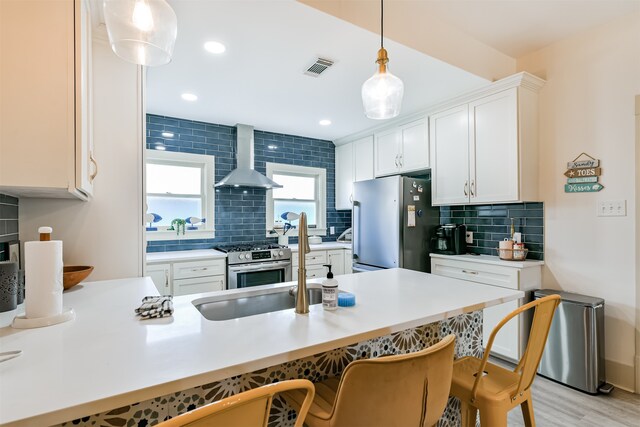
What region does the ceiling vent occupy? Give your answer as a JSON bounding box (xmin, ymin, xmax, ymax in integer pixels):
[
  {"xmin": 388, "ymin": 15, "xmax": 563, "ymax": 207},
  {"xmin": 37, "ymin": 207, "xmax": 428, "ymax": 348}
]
[{"xmin": 304, "ymin": 58, "xmax": 334, "ymax": 77}]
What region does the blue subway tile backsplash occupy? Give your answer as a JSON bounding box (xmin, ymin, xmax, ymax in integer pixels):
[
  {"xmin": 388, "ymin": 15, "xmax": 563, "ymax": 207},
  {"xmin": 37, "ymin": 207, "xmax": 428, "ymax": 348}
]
[
  {"xmin": 439, "ymin": 203, "xmax": 544, "ymax": 260},
  {"xmin": 146, "ymin": 114, "xmax": 351, "ymax": 252},
  {"xmin": 0, "ymin": 194, "xmax": 19, "ymax": 261}
]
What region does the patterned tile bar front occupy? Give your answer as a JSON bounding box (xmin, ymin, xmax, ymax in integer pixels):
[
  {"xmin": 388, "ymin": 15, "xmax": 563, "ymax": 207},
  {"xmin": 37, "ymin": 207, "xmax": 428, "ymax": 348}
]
[{"xmin": 60, "ymin": 311, "xmax": 483, "ymax": 427}]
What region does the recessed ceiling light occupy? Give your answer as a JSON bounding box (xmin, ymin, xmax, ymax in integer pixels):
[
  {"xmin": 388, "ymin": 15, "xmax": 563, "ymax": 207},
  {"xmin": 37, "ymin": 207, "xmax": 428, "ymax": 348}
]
[
  {"xmin": 204, "ymin": 41, "xmax": 226, "ymax": 54},
  {"xmin": 268, "ymin": 144, "xmax": 278, "ymax": 150},
  {"xmin": 181, "ymin": 93, "xmax": 198, "ymax": 101},
  {"xmin": 319, "ymin": 119, "xmax": 332, "ymax": 126},
  {"xmin": 161, "ymin": 131, "xmax": 174, "ymax": 138}
]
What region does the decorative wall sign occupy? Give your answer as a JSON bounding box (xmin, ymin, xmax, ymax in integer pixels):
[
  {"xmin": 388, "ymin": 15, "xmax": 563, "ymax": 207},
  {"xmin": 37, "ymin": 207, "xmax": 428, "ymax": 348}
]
[
  {"xmin": 567, "ymin": 177, "xmax": 598, "ymax": 184},
  {"xmin": 564, "ymin": 167, "xmax": 601, "ymax": 178},
  {"xmin": 567, "ymin": 158, "xmax": 599, "ymax": 169},
  {"xmin": 565, "ymin": 183, "xmax": 604, "ymax": 193},
  {"xmin": 564, "ymin": 153, "xmax": 603, "ymax": 193}
]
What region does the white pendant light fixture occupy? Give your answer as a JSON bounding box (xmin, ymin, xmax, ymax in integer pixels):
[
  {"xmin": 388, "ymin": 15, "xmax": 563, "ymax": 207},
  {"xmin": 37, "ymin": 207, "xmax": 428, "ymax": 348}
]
[
  {"xmin": 361, "ymin": 0, "xmax": 404, "ymax": 120},
  {"xmin": 103, "ymin": 0, "xmax": 177, "ymax": 67}
]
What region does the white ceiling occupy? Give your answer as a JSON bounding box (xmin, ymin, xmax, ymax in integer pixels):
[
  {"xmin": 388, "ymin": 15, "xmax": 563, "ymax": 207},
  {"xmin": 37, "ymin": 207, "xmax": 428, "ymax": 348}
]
[
  {"xmin": 146, "ymin": 0, "xmax": 489, "ymax": 141},
  {"xmin": 402, "ymin": 0, "xmax": 640, "ymax": 58}
]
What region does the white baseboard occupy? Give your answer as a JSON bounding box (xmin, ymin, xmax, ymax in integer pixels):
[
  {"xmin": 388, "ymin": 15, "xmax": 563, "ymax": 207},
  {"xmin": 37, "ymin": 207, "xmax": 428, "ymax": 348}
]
[{"xmin": 606, "ymin": 358, "xmax": 636, "ymax": 393}]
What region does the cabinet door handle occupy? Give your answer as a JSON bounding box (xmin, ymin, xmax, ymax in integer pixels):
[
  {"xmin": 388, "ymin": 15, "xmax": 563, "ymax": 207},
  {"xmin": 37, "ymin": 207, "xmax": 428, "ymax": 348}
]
[
  {"xmin": 349, "ymin": 194, "xmax": 353, "ymax": 203},
  {"xmin": 164, "ymin": 272, "xmax": 169, "ymax": 289},
  {"xmin": 394, "ymin": 155, "xmax": 399, "ymax": 168},
  {"xmin": 89, "ymin": 153, "xmax": 98, "ymax": 183},
  {"xmin": 462, "ymin": 270, "xmax": 478, "ymax": 275},
  {"xmin": 398, "ymin": 154, "xmax": 403, "ymax": 168},
  {"xmin": 470, "ymin": 180, "xmax": 475, "ymax": 197},
  {"xmin": 464, "ymin": 181, "xmax": 468, "ymax": 196}
]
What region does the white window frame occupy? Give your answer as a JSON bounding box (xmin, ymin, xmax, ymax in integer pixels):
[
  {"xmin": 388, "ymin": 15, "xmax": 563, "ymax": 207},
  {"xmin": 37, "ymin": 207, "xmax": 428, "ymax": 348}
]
[
  {"xmin": 145, "ymin": 149, "xmax": 215, "ymax": 241},
  {"xmin": 266, "ymin": 163, "xmax": 327, "ymax": 237}
]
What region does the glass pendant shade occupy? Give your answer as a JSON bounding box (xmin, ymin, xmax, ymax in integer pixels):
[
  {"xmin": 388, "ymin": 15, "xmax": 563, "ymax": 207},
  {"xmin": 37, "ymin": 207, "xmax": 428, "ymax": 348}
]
[
  {"xmin": 361, "ymin": 48, "xmax": 404, "ymax": 119},
  {"xmin": 103, "ymin": 0, "xmax": 177, "ymax": 67}
]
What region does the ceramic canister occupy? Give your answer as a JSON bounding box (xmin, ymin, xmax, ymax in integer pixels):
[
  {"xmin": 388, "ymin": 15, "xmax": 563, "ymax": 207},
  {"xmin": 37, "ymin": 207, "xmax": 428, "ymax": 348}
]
[{"xmin": 0, "ymin": 261, "xmax": 18, "ymax": 312}]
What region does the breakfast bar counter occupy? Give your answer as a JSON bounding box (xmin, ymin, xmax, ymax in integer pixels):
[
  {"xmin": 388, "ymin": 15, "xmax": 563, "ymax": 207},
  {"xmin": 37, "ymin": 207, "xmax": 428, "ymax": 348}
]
[{"xmin": 0, "ymin": 269, "xmax": 523, "ymax": 426}]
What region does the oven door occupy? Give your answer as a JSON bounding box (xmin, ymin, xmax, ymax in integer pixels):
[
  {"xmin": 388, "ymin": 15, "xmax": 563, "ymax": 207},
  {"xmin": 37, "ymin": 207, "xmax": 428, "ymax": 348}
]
[{"xmin": 227, "ymin": 260, "xmax": 292, "ymax": 289}]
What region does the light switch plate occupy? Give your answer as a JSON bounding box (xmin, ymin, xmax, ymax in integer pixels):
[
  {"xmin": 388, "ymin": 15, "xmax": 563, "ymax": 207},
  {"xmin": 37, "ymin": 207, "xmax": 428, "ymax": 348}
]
[
  {"xmin": 330, "ymin": 226, "xmax": 335, "ymax": 234},
  {"xmin": 597, "ymin": 200, "xmax": 627, "ymax": 217},
  {"xmin": 466, "ymin": 231, "xmax": 473, "ymax": 244}
]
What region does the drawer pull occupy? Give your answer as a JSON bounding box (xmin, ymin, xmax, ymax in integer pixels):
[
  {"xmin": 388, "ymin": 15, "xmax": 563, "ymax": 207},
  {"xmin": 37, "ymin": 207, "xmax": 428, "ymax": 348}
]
[
  {"xmin": 462, "ymin": 270, "xmax": 478, "ymax": 275},
  {"xmin": 191, "ymin": 267, "xmax": 209, "ymax": 272}
]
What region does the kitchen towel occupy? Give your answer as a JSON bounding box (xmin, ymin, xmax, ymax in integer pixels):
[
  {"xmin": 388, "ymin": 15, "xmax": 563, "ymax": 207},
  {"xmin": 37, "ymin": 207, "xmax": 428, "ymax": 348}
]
[
  {"xmin": 24, "ymin": 239, "xmax": 63, "ymax": 318},
  {"xmin": 135, "ymin": 296, "xmax": 173, "ymax": 319},
  {"xmin": 0, "ymin": 261, "xmax": 18, "ymax": 312}
]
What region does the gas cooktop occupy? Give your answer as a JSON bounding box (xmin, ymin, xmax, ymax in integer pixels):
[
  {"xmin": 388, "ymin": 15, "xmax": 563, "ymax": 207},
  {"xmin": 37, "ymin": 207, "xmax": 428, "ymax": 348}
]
[{"xmin": 215, "ymin": 242, "xmax": 286, "ymax": 253}]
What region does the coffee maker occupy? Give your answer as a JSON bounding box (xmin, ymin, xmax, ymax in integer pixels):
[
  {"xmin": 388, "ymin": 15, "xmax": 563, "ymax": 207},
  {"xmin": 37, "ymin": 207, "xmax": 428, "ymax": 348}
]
[{"xmin": 431, "ymin": 224, "xmax": 467, "ymax": 255}]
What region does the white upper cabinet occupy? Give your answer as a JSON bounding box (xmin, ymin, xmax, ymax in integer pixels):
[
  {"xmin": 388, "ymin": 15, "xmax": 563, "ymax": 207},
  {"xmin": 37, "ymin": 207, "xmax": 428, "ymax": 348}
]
[
  {"xmin": 429, "ymin": 73, "xmax": 544, "ymax": 205},
  {"xmin": 0, "ymin": 0, "xmax": 95, "ymax": 200},
  {"xmin": 429, "ymin": 105, "xmax": 470, "ymax": 205},
  {"xmin": 374, "ymin": 118, "xmax": 429, "ymax": 177},
  {"xmin": 334, "ymin": 136, "xmax": 374, "ymax": 210},
  {"xmin": 469, "ymin": 89, "xmax": 519, "ymax": 204}
]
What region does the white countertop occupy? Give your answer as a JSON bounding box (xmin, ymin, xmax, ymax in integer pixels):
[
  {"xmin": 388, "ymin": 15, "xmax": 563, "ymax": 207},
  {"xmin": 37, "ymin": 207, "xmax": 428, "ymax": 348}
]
[
  {"xmin": 0, "ymin": 269, "xmax": 522, "ymax": 426},
  {"xmin": 146, "ymin": 249, "xmax": 227, "ymax": 263},
  {"xmin": 287, "ymin": 242, "xmax": 351, "ymax": 251},
  {"xmin": 430, "ymin": 253, "xmax": 545, "ymax": 268}
]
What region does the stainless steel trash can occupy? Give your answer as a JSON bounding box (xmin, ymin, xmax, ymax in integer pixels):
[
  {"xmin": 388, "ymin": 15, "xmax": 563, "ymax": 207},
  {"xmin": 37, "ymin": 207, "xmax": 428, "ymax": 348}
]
[{"xmin": 535, "ymin": 289, "xmax": 605, "ymax": 394}]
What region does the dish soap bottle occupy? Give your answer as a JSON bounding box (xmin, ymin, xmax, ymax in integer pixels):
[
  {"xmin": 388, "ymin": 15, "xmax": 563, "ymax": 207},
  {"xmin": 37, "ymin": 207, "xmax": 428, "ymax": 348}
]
[{"xmin": 322, "ymin": 264, "xmax": 338, "ymax": 311}]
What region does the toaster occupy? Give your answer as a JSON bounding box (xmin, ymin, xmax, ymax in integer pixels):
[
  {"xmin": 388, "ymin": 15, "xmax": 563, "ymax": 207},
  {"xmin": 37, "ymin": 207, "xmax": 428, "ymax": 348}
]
[{"xmin": 430, "ymin": 224, "xmax": 467, "ymax": 255}]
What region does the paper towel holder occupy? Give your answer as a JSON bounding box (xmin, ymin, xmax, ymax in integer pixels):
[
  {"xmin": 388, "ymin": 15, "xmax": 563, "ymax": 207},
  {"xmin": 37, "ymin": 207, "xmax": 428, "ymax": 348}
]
[{"xmin": 12, "ymin": 308, "xmax": 75, "ymax": 329}]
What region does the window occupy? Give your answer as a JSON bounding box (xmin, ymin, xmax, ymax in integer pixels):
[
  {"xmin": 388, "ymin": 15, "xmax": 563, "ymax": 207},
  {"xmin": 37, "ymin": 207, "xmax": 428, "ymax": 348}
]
[
  {"xmin": 146, "ymin": 149, "xmax": 215, "ymax": 240},
  {"xmin": 266, "ymin": 163, "xmax": 326, "ymax": 235}
]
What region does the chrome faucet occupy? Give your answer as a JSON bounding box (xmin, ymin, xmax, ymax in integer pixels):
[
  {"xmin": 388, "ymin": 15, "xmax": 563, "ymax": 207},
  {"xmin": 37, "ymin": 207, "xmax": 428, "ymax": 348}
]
[{"xmin": 295, "ymin": 212, "xmax": 311, "ymax": 314}]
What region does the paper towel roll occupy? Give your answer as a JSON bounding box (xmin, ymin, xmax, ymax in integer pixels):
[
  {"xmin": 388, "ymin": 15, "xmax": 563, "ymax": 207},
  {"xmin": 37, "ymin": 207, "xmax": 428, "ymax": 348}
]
[{"xmin": 25, "ymin": 240, "xmax": 63, "ymax": 319}]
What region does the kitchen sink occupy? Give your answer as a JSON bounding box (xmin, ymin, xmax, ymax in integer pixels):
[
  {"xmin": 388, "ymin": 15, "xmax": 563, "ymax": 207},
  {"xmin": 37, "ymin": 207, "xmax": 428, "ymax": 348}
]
[{"xmin": 194, "ymin": 286, "xmax": 334, "ymax": 321}]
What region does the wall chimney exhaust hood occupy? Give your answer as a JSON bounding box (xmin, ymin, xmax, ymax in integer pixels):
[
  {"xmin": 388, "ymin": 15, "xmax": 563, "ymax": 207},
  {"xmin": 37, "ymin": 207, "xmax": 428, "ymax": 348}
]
[{"xmin": 215, "ymin": 124, "xmax": 283, "ymax": 189}]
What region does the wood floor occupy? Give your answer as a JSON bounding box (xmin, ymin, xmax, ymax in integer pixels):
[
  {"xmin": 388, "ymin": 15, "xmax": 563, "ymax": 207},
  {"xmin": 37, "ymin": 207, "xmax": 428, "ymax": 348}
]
[{"xmin": 489, "ymin": 358, "xmax": 640, "ymax": 426}]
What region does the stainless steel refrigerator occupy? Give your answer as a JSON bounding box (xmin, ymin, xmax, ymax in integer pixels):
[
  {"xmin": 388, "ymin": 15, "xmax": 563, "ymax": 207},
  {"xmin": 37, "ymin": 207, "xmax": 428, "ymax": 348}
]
[{"xmin": 352, "ymin": 176, "xmax": 439, "ymax": 273}]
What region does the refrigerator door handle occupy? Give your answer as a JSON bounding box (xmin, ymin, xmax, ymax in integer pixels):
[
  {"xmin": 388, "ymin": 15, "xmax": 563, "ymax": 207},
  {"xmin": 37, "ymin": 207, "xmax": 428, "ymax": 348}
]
[{"xmin": 352, "ymin": 200, "xmax": 360, "ymax": 260}]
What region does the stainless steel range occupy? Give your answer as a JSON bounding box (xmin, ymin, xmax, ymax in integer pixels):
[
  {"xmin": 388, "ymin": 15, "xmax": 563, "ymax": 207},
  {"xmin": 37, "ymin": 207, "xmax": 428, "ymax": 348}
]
[{"xmin": 215, "ymin": 243, "xmax": 292, "ymax": 289}]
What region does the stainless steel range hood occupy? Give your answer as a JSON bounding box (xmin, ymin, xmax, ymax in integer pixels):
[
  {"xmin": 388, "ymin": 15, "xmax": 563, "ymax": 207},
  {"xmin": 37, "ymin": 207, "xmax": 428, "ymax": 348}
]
[{"xmin": 215, "ymin": 124, "xmax": 282, "ymax": 189}]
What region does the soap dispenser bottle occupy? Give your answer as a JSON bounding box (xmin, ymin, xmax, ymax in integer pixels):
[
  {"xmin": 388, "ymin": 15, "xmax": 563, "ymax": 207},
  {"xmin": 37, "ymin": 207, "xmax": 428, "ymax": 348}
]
[{"xmin": 321, "ymin": 264, "xmax": 338, "ymax": 311}]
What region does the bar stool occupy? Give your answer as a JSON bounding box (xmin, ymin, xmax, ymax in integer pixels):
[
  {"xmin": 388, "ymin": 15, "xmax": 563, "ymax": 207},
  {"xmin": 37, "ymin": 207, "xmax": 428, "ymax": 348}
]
[
  {"xmin": 283, "ymin": 335, "xmax": 456, "ymax": 427},
  {"xmin": 158, "ymin": 379, "xmax": 315, "ymax": 427},
  {"xmin": 450, "ymin": 294, "xmax": 561, "ymax": 427}
]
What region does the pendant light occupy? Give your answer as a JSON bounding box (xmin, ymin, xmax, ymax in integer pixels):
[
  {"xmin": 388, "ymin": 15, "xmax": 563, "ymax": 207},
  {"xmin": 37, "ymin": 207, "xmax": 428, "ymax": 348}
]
[
  {"xmin": 103, "ymin": 0, "xmax": 177, "ymax": 67},
  {"xmin": 361, "ymin": 0, "xmax": 404, "ymax": 120}
]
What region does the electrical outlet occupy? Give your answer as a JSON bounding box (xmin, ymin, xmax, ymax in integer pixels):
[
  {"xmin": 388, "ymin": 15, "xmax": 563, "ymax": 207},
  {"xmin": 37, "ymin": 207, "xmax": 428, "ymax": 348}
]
[
  {"xmin": 466, "ymin": 231, "xmax": 473, "ymax": 244},
  {"xmin": 597, "ymin": 200, "xmax": 627, "ymax": 217},
  {"xmin": 330, "ymin": 226, "xmax": 335, "ymax": 235}
]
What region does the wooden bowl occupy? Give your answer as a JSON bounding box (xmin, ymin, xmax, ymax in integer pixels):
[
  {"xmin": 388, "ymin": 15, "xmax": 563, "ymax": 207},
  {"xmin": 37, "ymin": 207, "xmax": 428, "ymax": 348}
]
[{"xmin": 63, "ymin": 266, "xmax": 94, "ymax": 290}]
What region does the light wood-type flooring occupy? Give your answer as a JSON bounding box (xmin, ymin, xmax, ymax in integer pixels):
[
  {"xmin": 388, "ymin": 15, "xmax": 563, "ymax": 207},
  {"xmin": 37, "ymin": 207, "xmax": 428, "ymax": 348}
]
[{"xmin": 488, "ymin": 358, "xmax": 640, "ymax": 426}]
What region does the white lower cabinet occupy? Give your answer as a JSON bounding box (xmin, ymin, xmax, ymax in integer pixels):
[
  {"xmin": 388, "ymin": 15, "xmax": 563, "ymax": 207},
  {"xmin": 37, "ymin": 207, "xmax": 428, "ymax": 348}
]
[
  {"xmin": 431, "ymin": 255, "xmax": 542, "ymax": 362},
  {"xmin": 173, "ymin": 275, "xmax": 225, "ymax": 297},
  {"xmin": 147, "ymin": 263, "xmax": 171, "ymax": 295},
  {"xmin": 343, "ymin": 250, "xmax": 352, "ymax": 274},
  {"xmin": 146, "ymin": 257, "xmax": 226, "ymax": 297},
  {"xmin": 327, "ymin": 250, "xmax": 345, "ymax": 275},
  {"xmin": 292, "ymin": 247, "xmax": 351, "ymax": 278}
]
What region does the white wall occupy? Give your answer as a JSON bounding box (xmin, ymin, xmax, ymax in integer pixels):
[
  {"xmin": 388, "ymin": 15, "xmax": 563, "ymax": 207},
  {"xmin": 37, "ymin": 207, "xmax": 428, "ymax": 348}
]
[
  {"xmin": 19, "ymin": 37, "xmax": 144, "ymax": 281},
  {"xmin": 517, "ymin": 14, "xmax": 640, "ymax": 392}
]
